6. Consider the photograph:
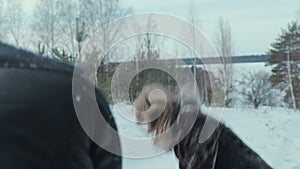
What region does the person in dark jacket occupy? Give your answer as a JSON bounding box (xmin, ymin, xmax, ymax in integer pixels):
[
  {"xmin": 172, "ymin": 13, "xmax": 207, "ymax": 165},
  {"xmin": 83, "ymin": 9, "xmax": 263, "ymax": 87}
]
[
  {"xmin": 0, "ymin": 42, "xmax": 122, "ymax": 169},
  {"xmin": 134, "ymin": 83, "xmax": 273, "ymax": 169}
]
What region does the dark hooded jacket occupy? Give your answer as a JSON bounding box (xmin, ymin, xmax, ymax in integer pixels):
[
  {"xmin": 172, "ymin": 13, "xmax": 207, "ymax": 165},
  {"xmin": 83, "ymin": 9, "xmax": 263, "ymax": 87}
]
[{"xmin": 0, "ymin": 42, "xmax": 122, "ymax": 169}]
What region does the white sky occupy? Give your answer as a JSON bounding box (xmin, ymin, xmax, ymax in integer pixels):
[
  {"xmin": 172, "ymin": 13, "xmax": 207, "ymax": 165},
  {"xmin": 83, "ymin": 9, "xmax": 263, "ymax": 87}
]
[{"xmin": 21, "ymin": 0, "xmax": 300, "ymax": 55}]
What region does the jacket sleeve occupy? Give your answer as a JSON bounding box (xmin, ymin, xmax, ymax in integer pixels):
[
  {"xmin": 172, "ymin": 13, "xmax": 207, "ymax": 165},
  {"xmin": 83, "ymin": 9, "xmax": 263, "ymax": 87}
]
[{"xmin": 89, "ymin": 89, "xmax": 122, "ymax": 169}]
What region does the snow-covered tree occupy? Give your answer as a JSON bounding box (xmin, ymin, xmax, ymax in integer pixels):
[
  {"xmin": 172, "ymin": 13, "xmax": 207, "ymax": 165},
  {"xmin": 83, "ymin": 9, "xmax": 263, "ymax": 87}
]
[
  {"xmin": 5, "ymin": 0, "xmax": 26, "ymax": 47},
  {"xmin": 268, "ymin": 21, "xmax": 300, "ymax": 109},
  {"xmin": 56, "ymin": 0, "xmax": 78, "ymax": 58},
  {"xmin": 0, "ymin": 0, "xmax": 6, "ymax": 40},
  {"xmin": 32, "ymin": 0, "xmax": 65, "ymax": 56},
  {"xmin": 238, "ymin": 71, "xmax": 273, "ymax": 109},
  {"xmin": 78, "ymin": 0, "xmax": 132, "ymax": 61}
]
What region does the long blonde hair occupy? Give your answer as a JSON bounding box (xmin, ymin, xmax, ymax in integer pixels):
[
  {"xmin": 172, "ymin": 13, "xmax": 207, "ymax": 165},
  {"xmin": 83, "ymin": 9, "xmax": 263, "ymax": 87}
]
[{"xmin": 133, "ymin": 83, "xmax": 175, "ymax": 136}]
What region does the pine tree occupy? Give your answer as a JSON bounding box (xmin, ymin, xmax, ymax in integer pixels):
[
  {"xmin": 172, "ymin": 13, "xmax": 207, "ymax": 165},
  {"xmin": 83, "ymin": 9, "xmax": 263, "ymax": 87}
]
[{"xmin": 268, "ymin": 21, "xmax": 300, "ymax": 109}]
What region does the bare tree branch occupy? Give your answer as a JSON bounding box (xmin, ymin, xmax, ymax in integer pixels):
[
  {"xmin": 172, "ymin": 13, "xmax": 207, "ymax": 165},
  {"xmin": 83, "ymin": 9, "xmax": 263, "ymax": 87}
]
[
  {"xmin": 215, "ymin": 17, "xmax": 234, "ymax": 107},
  {"xmin": 5, "ymin": 0, "xmax": 26, "ymax": 47},
  {"xmin": 0, "ymin": 0, "xmax": 6, "ymax": 40},
  {"xmin": 238, "ymin": 71, "xmax": 272, "ymax": 109},
  {"xmin": 32, "ymin": 0, "xmax": 64, "ymax": 56}
]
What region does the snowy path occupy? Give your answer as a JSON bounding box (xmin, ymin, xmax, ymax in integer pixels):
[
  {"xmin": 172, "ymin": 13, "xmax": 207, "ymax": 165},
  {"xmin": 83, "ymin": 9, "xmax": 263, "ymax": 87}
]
[{"xmin": 111, "ymin": 103, "xmax": 300, "ymax": 169}]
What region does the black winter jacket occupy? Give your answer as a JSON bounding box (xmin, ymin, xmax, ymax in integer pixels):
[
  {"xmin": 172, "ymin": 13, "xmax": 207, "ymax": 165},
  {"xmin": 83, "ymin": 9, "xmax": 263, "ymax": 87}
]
[
  {"xmin": 0, "ymin": 42, "xmax": 122, "ymax": 169},
  {"xmin": 172, "ymin": 105, "xmax": 272, "ymax": 169}
]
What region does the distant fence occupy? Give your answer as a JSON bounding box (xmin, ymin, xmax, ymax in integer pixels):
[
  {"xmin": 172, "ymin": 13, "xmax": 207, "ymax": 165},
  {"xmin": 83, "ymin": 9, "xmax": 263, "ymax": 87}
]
[
  {"xmin": 103, "ymin": 55, "xmax": 270, "ymax": 74},
  {"xmin": 165, "ymin": 55, "xmax": 270, "ymax": 65}
]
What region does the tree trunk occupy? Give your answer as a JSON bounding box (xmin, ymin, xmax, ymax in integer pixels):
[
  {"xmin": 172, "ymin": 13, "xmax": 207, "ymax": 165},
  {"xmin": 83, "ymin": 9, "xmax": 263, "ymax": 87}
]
[
  {"xmin": 254, "ymin": 99, "xmax": 259, "ymax": 109},
  {"xmin": 287, "ymin": 52, "xmax": 297, "ymax": 111}
]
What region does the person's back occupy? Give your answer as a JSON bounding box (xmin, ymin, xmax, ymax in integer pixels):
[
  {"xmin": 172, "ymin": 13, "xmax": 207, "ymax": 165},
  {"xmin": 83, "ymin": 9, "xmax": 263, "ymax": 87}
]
[{"xmin": 0, "ymin": 42, "xmax": 121, "ymax": 169}]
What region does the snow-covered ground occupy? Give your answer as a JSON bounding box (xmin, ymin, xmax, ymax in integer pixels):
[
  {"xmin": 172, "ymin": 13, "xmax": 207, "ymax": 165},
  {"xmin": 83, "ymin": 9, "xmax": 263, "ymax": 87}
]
[
  {"xmin": 220, "ymin": 107, "xmax": 300, "ymax": 169},
  {"xmin": 111, "ymin": 103, "xmax": 300, "ymax": 169}
]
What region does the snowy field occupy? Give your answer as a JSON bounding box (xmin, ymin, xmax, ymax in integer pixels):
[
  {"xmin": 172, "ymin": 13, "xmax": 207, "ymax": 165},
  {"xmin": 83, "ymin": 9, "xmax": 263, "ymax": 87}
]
[{"xmin": 111, "ymin": 103, "xmax": 300, "ymax": 169}]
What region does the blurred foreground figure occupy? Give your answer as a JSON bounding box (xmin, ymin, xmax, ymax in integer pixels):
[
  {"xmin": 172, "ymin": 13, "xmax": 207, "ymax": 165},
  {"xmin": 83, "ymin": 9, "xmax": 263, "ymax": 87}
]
[
  {"xmin": 0, "ymin": 42, "xmax": 121, "ymax": 169},
  {"xmin": 134, "ymin": 84, "xmax": 272, "ymax": 169}
]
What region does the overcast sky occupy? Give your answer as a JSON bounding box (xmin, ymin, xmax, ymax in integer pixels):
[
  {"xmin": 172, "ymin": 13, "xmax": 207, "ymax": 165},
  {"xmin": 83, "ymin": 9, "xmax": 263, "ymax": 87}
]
[{"xmin": 23, "ymin": 0, "xmax": 300, "ymax": 55}]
